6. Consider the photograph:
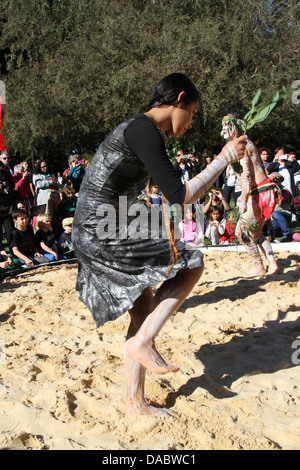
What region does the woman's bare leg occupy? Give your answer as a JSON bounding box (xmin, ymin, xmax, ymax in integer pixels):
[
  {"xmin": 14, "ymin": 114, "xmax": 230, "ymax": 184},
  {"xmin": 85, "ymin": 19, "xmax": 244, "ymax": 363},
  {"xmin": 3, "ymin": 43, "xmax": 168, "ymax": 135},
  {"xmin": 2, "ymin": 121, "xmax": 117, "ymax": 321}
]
[
  {"xmin": 126, "ymin": 267, "xmax": 203, "ymax": 374},
  {"xmin": 124, "ymin": 267, "xmax": 203, "ymax": 417}
]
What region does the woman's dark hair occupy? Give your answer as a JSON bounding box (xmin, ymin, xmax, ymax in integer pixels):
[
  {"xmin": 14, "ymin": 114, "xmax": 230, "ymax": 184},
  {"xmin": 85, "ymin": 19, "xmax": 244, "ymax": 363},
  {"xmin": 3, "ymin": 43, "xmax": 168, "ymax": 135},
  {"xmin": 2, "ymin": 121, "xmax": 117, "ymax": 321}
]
[
  {"xmin": 35, "ymin": 160, "xmax": 49, "ymax": 174},
  {"xmin": 140, "ymin": 73, "xmax": 199, "ymax": 113}
]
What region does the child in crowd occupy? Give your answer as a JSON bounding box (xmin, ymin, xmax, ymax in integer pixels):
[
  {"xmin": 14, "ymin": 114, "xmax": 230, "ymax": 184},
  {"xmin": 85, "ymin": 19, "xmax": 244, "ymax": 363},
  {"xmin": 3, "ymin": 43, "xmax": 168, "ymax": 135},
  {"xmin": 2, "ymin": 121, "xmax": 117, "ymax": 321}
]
[
  {"xmin": 58, "ymin": 217, "xmax": 76, "ymax": 258},
  {"xmin": 146, "ymin": 183, "xmax": 163, "ymax": 207},
  {"xmin": 178, "ymin": 205, "xmax": 204, "ymax": 247},
  {"xmin": 10, "ymin": 209, "xmax": 49, "ymax": 267},
  {"xmin": 0, "ymin": 232, "xmax": 21, "ymax": 272},
  {"xmin": 220, "ymin": 211, "xmax": 236, "ymax": 245},
  {"xmin": 34, "ymin": 214, "xmax": 66, "ymax": 262},
  {"xmin": 29, "ymin": 205, "xmax": 41, "ymax": 233},
  {"xmin": 205, "ymin": 206, "xmax": 225, "ymax": 245},
  {"xmin": 60, "ymin": 184, "xmax": 78, "ymax": 219}
]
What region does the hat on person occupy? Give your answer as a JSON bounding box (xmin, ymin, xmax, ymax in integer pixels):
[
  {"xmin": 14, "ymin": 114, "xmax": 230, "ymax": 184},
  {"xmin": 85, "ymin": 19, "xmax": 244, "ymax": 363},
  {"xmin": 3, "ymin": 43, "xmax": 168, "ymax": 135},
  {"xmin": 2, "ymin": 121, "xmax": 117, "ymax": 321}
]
[
  {"xmin": 62, "ymin": 217, "xmax": 73, "ymax": 227},
  {"xmin": 279, "ymin": 154, "xmax": 288, "ymax": 160}
]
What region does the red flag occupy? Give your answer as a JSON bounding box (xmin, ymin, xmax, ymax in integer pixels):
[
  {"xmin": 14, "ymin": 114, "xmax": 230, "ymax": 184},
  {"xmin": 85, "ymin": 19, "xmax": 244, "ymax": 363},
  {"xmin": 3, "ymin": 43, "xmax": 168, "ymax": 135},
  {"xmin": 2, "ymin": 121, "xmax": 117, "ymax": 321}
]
[{"xmin": 0, "ymin": 95, "xmax": 5, "ymax": 151}]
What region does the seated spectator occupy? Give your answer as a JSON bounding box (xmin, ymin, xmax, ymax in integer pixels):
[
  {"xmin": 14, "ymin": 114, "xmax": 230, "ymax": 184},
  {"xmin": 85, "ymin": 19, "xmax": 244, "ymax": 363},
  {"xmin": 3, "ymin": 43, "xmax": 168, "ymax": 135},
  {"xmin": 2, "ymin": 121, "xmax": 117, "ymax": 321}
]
[
  {"xmin": 205, "ymin": 206, "xmax": 225, "ymax": 245},
  {"xmin": 178, "ymin": 205, "xmax": 204, "ymax": 247},
  {"xmin": 46, "ymin": 190, "xmax": 64, "ymax": 242},
  {"xmin": 60, "ymin": 184, "xmax": 77, "ymax": 219},
  {"xmin": 291, "ymin": 181, "xmax": 300, "ymax": 222},
  {"xmin": 0, "ymin": 232, "xmax": 21, "ymax": 272},
  {"xmin": 58, "ymin": 217, "xmax": 76, "ymax": 259},
  {"xmin": 10, "ymin": 209, "xmax": 49, "ymax": 267},
  {"xmin": 271, "ymin": 175, "xmax": 293, "ymax": 242},
  {"xmin": 67, "ymin": 155, "xmax": 86, "ymax": 193},
  {"xmin": 34, "ymin": 214, "xmax": 66, "ymax": 262},
  {"xmin": 220, "ymin": 211, "xmax": 236, "ymax": 245},
  {"xmin": 146, "ymin": 183, "xmax": 163, "ymax": 207},
  {"xmin": 29, "ymin": 205, "xmax": 42, "ymax": 233}
]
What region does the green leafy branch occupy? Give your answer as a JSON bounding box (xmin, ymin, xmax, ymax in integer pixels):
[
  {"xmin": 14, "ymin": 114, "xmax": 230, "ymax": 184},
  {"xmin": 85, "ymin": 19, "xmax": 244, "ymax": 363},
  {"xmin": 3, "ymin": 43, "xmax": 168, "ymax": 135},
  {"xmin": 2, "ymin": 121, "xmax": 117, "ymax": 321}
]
[{"xmin": 243, "ymin": 86, "xmax": 288, "ymax": 131}]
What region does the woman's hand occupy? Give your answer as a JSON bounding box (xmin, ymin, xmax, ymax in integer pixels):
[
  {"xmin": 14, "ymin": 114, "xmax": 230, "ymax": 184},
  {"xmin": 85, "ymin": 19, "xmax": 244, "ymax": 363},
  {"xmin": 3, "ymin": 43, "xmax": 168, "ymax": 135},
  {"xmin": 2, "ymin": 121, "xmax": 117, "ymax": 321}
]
[{"xmin": 221, "ymin": 135, "xmax": 248, "ymax": 164}]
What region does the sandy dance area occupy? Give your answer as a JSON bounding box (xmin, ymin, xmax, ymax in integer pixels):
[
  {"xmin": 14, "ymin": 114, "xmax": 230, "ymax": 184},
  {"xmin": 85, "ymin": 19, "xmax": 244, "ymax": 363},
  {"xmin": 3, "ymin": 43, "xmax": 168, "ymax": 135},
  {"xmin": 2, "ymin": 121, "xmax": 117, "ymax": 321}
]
[{"xmin": 0, "ymin": 250, "xmax": 299, "ymax": 450}]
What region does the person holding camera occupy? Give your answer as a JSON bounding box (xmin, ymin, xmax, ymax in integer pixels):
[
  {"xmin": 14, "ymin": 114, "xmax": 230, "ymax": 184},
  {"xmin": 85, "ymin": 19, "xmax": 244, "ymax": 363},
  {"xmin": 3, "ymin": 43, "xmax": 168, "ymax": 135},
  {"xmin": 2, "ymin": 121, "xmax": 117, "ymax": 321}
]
[
  {"xmin": 0, "ymin": 151, "xmax": 15, "ymax": 242},
  {"xmin": 204, "ymin": 189, "xmax": 230, "ymax": 220},
  {"xmin": 67, "ymin": 155, "xmax": 86, "ymax": 193}
]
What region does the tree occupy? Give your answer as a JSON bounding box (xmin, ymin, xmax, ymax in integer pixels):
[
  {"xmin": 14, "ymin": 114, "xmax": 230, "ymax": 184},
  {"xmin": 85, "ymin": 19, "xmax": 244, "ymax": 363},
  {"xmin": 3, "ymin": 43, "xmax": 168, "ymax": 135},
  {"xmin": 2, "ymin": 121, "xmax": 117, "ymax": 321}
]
[{"xmin": 0, "ymin": 0, "xmax": 299, "ymax": 168}]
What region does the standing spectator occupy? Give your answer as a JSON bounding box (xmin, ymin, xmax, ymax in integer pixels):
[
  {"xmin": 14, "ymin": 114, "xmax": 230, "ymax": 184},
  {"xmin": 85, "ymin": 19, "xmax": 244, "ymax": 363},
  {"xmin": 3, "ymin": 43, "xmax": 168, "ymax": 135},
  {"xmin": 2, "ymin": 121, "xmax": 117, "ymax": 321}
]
[
  {"xmin": 222, "ymin": 164, "xmax": 240, "ymax": 206},
  {"xmin": 0, "ymin": 151, "xmax": 15, "ymax": 242},
  {"xmin": 13, "ymin": 163, "xmax": 32, "ymax": 206},
  {"xmin": 179, "ymin": 158, "xmax": 189, "ymax": 184},
  {"xmin": 173, "ymin": 149, "xmax": 184, "ymax": 178},
  {"xmin": 67, "ymin": 155, "xmax": 86, "ymax": 193},
  {"xmin": 200, "ymin": 151, "xmax": 213, "ymax": 171},
  {"xmin": 32, "ymin": 161, "xmax": 58, "ymax": 214},
  {"xmin": 204, "ymin": 189, "xmax": 230, "ymax": 221},
  {"xmin": 273, "ymin": 147, "xmax": 285, "ymax": 162},
  {"xmin": 259, "ymin": 148, "xmax": 272, "ymax": 172},
  {"xmin": 268, "ymin": 154, "xmax": 295, "ymax": 196},
  {"xmin": 0, "ymin": 151, "xmax": 13, "ymax": 174},
  {"xmin": 22, "ymin": 160, "xmax": 34, "ymax": 204},
  {"xmin": 187, "ymin": 154, "xmax": 200, "ymax": 179},
  {"xmin": 288, "ymin": 152, "xmax": 300, "ymax": 177}
]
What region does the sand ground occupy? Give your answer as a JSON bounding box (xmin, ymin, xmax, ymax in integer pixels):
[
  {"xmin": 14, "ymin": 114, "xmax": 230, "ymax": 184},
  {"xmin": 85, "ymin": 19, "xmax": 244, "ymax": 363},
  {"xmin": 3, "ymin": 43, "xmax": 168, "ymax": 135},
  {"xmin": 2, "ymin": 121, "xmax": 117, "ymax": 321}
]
[{"xmin": 0, "ymin": 250, "xmax": 299, "ymax": 450}]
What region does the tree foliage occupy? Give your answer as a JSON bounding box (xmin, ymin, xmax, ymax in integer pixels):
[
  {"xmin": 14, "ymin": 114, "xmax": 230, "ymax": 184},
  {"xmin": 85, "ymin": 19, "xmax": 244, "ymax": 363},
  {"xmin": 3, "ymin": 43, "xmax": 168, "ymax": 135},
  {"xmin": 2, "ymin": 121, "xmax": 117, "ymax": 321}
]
[{"xmin": 0, "ymin": 0, "xmax": 299, "ymax": 168}]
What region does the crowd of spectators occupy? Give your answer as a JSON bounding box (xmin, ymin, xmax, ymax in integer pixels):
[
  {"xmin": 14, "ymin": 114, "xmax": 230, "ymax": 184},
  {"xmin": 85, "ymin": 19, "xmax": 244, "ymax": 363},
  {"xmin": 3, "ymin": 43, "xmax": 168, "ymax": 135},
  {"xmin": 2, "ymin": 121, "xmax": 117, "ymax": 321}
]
[
  {"xmin": 172, "ymin": 146, "xmax": 300, "ymax": 246},
  {"xmin": 0, "ymin": 151, "xmax": 86, "ymax": 275},
  {"xmin": 1, "ymin": 144, "xmax": 299, "ymax": 276}
]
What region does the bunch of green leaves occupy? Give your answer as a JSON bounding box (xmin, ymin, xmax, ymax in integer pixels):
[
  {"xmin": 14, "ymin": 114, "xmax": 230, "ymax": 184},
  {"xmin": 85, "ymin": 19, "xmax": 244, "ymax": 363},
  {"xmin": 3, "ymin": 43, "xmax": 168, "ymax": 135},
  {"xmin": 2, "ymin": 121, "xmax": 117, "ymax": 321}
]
[
  {"xmin": 231, "ymin": 86, "xmax": 288, "ymax": 175},
  {"xmin": 243, "ymin": 86, "xmax": 288, "ymax": 131}
]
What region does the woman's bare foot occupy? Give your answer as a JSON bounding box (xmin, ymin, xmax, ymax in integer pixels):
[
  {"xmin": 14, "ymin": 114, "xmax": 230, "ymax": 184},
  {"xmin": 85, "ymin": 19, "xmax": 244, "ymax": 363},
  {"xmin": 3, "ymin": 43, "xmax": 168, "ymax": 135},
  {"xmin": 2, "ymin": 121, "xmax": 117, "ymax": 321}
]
[
  {"xmin": 126, "ymin": 401, "xmax": 180, "ymax": 418},
  {"xmin": 248, "ymin": 264, "xmax": 267, "ymax": 276},
  {"xmin": 267, "ymin": 260, "xmax": 280, "ymax": 274},
  {"xmin": 126, "ymin": 337, "xmax": 179, "ymax": 375}
]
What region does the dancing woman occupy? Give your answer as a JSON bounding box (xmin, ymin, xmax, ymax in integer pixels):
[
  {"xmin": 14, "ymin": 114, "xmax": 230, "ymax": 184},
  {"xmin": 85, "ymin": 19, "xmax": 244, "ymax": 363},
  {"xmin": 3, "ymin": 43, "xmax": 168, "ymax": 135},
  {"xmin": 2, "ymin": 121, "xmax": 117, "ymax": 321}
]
[{"xmin": 73, "ymin": 73, "xmax": 247, "ymax": 417}]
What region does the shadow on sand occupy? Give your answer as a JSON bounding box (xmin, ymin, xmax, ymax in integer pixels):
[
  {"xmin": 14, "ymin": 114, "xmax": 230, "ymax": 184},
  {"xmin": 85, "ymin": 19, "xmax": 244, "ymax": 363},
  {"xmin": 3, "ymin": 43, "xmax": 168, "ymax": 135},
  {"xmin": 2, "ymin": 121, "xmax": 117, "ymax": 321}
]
[{"xmin": 166, "ymin": 254, "xmax": 300, "ymax": 406}]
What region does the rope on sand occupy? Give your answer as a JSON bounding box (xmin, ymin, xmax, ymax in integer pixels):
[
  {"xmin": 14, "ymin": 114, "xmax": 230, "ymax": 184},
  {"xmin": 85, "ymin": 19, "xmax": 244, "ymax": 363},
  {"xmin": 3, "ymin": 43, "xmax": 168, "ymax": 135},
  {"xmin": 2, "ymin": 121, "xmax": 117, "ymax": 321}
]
[{"xmin": 0, "ymin": 258, "xmax": 78, "ymax": 281}]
